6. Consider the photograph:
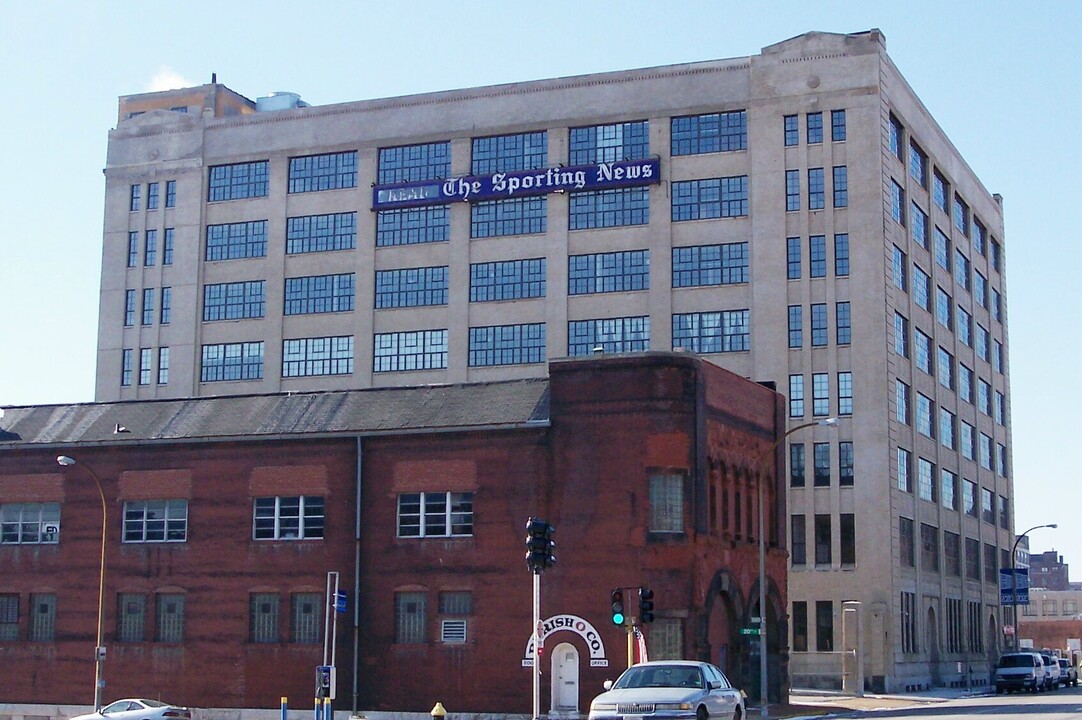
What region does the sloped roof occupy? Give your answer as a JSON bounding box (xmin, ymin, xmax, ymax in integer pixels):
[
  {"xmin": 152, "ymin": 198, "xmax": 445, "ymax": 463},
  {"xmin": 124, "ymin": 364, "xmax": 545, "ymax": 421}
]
[{"xmin": 0, "ymin": 379, "xmax": 551, "ymax": 448}]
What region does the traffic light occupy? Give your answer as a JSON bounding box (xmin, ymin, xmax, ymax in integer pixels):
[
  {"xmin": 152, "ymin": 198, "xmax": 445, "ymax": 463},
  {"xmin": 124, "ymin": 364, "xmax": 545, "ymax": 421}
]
[
  {"xmin": 611, "ymin": 588, "xmax": 626, "ymax": 625},
  {"xmin": 525, "ymin": 517, "xmax": 556, "ymax": 573},
  {"xmin": 638, "ymin": 587, "xmax": 655, "ymax": 624}
]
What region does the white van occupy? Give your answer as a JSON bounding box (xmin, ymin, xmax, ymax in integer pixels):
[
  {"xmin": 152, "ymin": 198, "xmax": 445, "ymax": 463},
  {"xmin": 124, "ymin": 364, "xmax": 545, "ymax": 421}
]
[{"xmin": 995, "ymin": 651, "xmax": 1047, "ymax": 693}]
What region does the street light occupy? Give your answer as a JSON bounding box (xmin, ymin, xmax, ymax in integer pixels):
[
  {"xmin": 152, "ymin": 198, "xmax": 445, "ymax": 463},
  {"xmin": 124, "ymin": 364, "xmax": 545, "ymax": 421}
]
[
  {"xmin": 57, "ymin": 455, "xmax": 107, "ymax": 711},
  {"xmin": 757, "ymin": 417, "xmax": 838, "ymax": 718},
  {"xmin": 1010, "ymin": 523, "xmax": 1056, "ymax": 651}
]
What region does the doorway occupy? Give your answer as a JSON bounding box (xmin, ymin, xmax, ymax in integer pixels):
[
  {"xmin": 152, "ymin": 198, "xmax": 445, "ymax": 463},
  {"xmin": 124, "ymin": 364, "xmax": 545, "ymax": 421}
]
[{"xmin": 550, "ymin": 642, "xmax": 580, "ymax": 713}]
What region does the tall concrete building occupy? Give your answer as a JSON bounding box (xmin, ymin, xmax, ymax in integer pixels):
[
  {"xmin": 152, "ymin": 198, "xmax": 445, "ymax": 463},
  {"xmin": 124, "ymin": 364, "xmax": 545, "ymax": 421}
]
[{"xmin": 96, "ymin": 29, "xmax": 1012, "ymax": 691}]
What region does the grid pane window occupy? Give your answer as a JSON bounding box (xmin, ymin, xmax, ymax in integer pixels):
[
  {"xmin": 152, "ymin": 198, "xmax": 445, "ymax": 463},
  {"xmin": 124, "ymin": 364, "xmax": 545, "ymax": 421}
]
[
  {"xmin": 897, "ymin": 447, "xmax": 912, "ymax": 493},
  {"xmin": 839, "ymin": 442, "xmax": 854, "ymax": 486},
  {"xmin": 124, "ymin": 290, "xmax": 136, "ymax": 326},
  {"xmin": 911, "ymin": 203, "xmax": 928, "ymax": 248},
  {"xmin": 396, "ymin": 492, "xmax": 474, "ymax": 537},
  {"xmin": 287, "ymin": 213, "xmax": 357, "ymax": 253},
  {"xmin": 288, "ymin": 151, "xmax": 357, "ymax": 193},
  {"xmin": 900, "ymin": 517, "xmax": 915, "ymax": 567},
  {"xmin": 816, "ymin": 600, "xmax": 833, "ymax": 651},
  {"xmin": 569, "ymin": 187, "xmax": 649, "ymax": 229},
  {"xmin": 941, "ymin": 470, "xmax": 958, "ymax": 511},
  {"xmin": 961, "ymin": 421, "xmax": 975, "ymax": 460},
  {"xmin": 915, "ymin": 329, "xmax": 932, "ymax": 373},
  {"xmin": 0, "ymin": 595, "xmax": 17, "ymax": 641},
  {"xmin": 840, "ymin": 514, "xmax": 855, "ymax": 565},
  {"xmin": 205, "ymin": 220, "xmax": 268, "ymax": 261},
  {"xmin": 954, "ymin": 196, "xmax": 970, "ymax": 237},
  {"xmin": 891, "ymin": 180, "xmax": 906, "ymax": 225},
  {"xmin": 472, "ymin": 131, "xmax": 547, "ymax": 174},
  {"xmin": 812, "ymin": 374, "xmax": 829, "ymax": 417},
  {"xmin": 568, "ymin": 316, "xmax": 649, "ymax": 355},
  {"xmin": 157, "ymin": 347, "xmax": 170, "ymax": 385},
  {"xmin": 836, "ymin": 303, "xmax": 851, "ymax": 345},
  {"xmin": 470, "ymin": 258, "xmax": 546, "ymax": 301},
  {"xmin": 954, "ymin": 250, "xmax": 971, "ymax": 290},
  {"xmin": 964, "ymin": 480, "xmax": 978, "ymax": 518},
  {"xmin": 200, "ymin": 342, "xmax": 263, "ymax": 382},
  {"xmin": 570, "ymin": 121, "xmax": 649, "ymax": 164},
  {"xmin": 784, "ymin": 115, "xmax": 799, "ymax": 146},
  {"xmin": 921, "ymin": 524, "xmax": 940, "ymax": 572},
  {"xmin": 374, "ymin": 330, "xmax": 449, "ymax": 372},
  {"xmin": 832, "ymin": 166, "xmax": 848, "ymax": 207},
  {"xmin": 130, "ymin": 184, "xmax": 141, "ymax": 211},
  {"xmin": 896, "ymin": 380, "xmax": 910, "ymax": 424},
  {"xmin": 29, "ymin": 594, "xmax": 56, "ymax": 642},
  {"xmin": 375, "ymin": 266, "xmax": 448, "ymax": 308},
  {"xmin": 916, "ymin": 393, "xmax": 934, "ymax": 438},
  {"xmin": 250, "ymin": 593, "xmax": 279, "ymax": 643},
  {"xmin": 469, "ymin": 323, "xmax": 545, "ymax": 366},
  {"xmin": 892, "ymin": 246, "xmax": 908, "ymax": 290},
  {"xmin": 790, "ymin": 444, "xmax": 806, "ymax": 487},
  {"xmin": 834, "ymin": 234, "xmax": 849, "ymax": 276},
  {"xmin": 285, "ymin": 274, "xmax": 355, "ymax": 315},
  {"xmin": 253, "ymin": 496, "xmax": 325, "ymax": 540},
  {"xmin": 123, "ymin": 499, "xmax": 188, "ymax": 542},
  {"xmin": 974, "ymin": 219, "xmax": 987, "ymax": 256},
  {"xmin": 156, "ymin": 593, "xmax": 184, "ymax": 642},
  {"xmin": 122, "ymin": 348, "xmax": 133, "ymax": 386},
  {"xmin": 787, "ymin": 237, "xmax": 801, "ymax": 279},
  {"xmin": 671, "ymin": 177, "xmax": 748, "ymax": 220},
  {"xmin": 671, "ymin": 111, "xmax": 747, "ymax": 155},
  {"xmin": 814, "ymin": 514, "xmax": 831, "ymax": 563},
  {"xmin": 918, "ymin": 458, "xmax": 936, "ymax": 502},
  {"xmin": 957, "ymin": 308, "xmax": 972, "ymax": 346},
  {"xmin": 160, "ymin": 287, "xmax": 171, "ymax": 324},
  {"xmin": 831, "ymin": 110, "xmax": 846, "ymax": 142},
  {"xmin": 208, "ymin": 161, "xmax": 269, "ymax": 201},
  {"xmin": 163, "ymin": 228, "xmax": 174, "ymax": 265},
  {"xmin": 936, "ymin": 288, "xmax": 953, "ymax": 330},
  {"xmin": 144, "ymin": 229, "xmax": 157, "ymax": 266},
  {"xmin": 808, "ymin": 168, "xmax": 825, "ymax": 210},
  {"xmin": 807, "ymin": 112, "xmax": 824, "ymax": 144},
  {"xmin": 838, "ymin": 372, "xmax": 853, "ymax": 415},
  {"xmin": 813, "ymin": 443, "xmax": 830, "ymax": 486},
  {"xmin": 810, "ymin": 304, "xmax": 827, "ymax": 346},
  {"xmin": 933, "ymin": 171, "xmax": 949, "ymax": 212},
  {"xmin": 648, "ymin": 474, "xmax": 684, "ymax": 533},
  {"xmin": 471, "ymin": 197, "xmax": 547, "ymax": 238},
  {"xmin": 569, "ymin": 250, "xmax": 649, "ymax": 294},
  {"xmin": 377, "ymin": 206, "xmax": 450, "ymax": 247},
  {"xmin": 789, "ymin": 375, "xmax": 804, "ymax": 418},
  {"xmin": 142, "ymin": 289, "xmax": 154, "ymax": 326},
  {"xmin": 809, "ymin": 235, "xmax": 827, "ymax": 278},
  {"xmin": 291, "ymin": 593, "xmax": 322, "ymax": 644},
  {"xmin": 283, "ymin": 336, "xmax": 354, "ymax": 377},
  {"xmin": 0, "ymin": 503, "xmax": 60, "ymax": 544},
  {"xmin": 935, "ymin": 227, "xmax": 952, "ymax": 271},
  {"xmin": 395, "ymin": 592, "xmax": 427, "ymax": 644},
  {"xmin": 128, "ymin": 232, "xmax": 138, "ymax": 267},
  {"xmin": 672, "ymin": 310, "xmax": 750, "ymax": 353},
  {"xmin": 672, "ymin": 243, "xmax": 748, "ymax": 287},
  {"xmin": 203, "ymin": 281, "xmax": 266, "ymax": 321},
  {"xmin": 785, "ymin": 170, "xmax": 800, "ymax": 211},
  {"xmin": 378, "ymin": 142, "xmax": 450, "ymax": 184},
  {"xmin": 909, "ymin": 142, "xmax": 927, "ymax": 187},
  {"xmin": 165, "ymin": 180, "xmax": 176, "ymax": 208},
  {"xmin": 788, "ymin": 306, "xmax": 802, "ymax": 348}
]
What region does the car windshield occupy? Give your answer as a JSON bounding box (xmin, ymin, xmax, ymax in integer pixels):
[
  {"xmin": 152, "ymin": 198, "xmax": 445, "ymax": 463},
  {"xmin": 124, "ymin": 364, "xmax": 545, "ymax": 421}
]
[
  {"xmin": 998, "ymin": 654, "xmax": 1033, "ymax": 668},
  {"xmin": 614, "ymin": 665, "xmax": 704, "ymax": 689}
]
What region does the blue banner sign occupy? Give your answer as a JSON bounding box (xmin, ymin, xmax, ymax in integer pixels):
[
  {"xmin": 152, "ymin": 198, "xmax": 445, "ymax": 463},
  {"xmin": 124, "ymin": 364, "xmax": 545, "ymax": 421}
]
[
  {"xmin": 372, "ymin": 158, "xmax": 661, "ymax": 210},
  {"xmin": 999, "ymin": 567, "xmax": 1030, "ymax": 605}
]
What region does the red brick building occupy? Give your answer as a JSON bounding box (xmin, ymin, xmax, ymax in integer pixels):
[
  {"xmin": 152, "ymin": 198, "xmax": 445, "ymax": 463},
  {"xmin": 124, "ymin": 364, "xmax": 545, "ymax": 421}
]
[{"xmin": 0, "ymin": 353, "xmax": 786, "ymax": 715}]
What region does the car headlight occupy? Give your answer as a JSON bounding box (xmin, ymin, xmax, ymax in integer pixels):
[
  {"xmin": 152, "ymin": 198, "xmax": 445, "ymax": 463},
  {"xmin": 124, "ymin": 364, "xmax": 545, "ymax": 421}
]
[
  {"xmin": 590, "ymin": 704, "xmax": 617, "ymax": 712},
  {"xmin": 654, "ymin": 703, "xmax": 693, "ymax": 711}
]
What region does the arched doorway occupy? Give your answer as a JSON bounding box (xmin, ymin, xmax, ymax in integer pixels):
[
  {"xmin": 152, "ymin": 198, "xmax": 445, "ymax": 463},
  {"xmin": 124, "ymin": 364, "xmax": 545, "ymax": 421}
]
[
  {"xmin": 550, "ymin": 642, "xmax": 580, "ymax": 714},
  {"xmin": 927, "ymin": 607, "xmax": 941, "ymax": 686},
  {"xmin": 702, "ymin": 570, "xmax": 745, "ymax": 681}
]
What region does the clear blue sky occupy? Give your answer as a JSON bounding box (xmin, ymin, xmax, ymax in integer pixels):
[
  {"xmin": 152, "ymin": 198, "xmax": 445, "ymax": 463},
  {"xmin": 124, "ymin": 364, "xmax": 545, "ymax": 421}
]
[{"xmin": 1, "ymin": 1, "xmax": 1079, "ymax": 576}]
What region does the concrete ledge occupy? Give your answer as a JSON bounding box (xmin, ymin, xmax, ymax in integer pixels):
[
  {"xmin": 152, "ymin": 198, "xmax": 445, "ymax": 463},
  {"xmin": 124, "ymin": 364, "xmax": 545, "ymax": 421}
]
[{"xmin": 0, "ymin": 708, "xmax": 532, "ymax": 720}]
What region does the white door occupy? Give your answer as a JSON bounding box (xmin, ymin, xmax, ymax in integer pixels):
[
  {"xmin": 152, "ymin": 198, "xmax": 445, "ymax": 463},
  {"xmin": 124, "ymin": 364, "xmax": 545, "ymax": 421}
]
[{"xmin": 550, "ymin": 642, "xmax": 580, "ymax": 712}]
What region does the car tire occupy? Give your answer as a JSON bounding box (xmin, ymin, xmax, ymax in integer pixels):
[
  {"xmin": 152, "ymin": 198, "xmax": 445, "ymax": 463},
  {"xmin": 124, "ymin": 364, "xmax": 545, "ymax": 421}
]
[
  {"xmin": 731, "ymin": 707, "xmax": 742, "ymax": 720},
  {"xmin": 696, "ymin": 706, "xmax": 708, "ymax": 720}
]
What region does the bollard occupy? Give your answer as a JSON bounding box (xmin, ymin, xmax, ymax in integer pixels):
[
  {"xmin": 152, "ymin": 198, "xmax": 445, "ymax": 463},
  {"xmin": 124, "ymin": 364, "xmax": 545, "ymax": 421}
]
[
  {"xmin": 431, "ymin": 702, "xmax": 447, "ymax": 720},
  {"xmin": 324, "ymin": 696, "xmax": 333, "ymax": 720},
  {"xmin": 314, "ymin": 697, "xmax": 323, "ymax": 720},
  {"xmin": 281, "ymin": 697, "xmax": 288, "ymax": 720}
]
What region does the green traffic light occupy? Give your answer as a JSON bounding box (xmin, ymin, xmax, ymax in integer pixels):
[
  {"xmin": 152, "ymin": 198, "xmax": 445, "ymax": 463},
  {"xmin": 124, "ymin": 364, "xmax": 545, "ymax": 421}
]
[{"xmin": 612, "ymin": 612, "xmax": 625, "ymax": 625}]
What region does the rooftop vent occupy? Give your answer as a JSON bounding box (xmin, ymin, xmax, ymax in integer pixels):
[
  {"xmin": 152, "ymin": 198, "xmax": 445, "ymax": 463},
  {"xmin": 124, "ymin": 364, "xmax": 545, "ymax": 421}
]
[{"xmin": 256, "ymin": 91, "xmax": 309, "ymax": 112}]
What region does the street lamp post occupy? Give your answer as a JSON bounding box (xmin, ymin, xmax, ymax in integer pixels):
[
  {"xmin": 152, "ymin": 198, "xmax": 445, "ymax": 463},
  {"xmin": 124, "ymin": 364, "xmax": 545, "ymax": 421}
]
[
  {"xmin": 56, "ymin": 455, "xmax": 107, "ymax": 711},
  {"xmin": 756, "ymin": 418, "xmax": 838, "ymax": 718},
  {"xmin": 1010, "ymin": 523, "xmax": 1056, "ymax": 651}
]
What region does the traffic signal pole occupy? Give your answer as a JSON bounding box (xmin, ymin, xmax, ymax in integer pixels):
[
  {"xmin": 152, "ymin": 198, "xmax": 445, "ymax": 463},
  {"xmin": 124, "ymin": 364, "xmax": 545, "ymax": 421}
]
[{"xmin": 532, "ymin": 571, "xmax": 540, "ymax": 720}]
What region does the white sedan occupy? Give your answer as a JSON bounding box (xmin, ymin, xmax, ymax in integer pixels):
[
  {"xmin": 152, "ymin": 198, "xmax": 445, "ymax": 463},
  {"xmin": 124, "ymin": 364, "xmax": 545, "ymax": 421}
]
[
  {"xmin": 589, "ymin": 660, "xmax": 745, "ymax": 720},
  {"xmin": 70, "ymin": 699, "xmax": 192, "ymax": 720}
]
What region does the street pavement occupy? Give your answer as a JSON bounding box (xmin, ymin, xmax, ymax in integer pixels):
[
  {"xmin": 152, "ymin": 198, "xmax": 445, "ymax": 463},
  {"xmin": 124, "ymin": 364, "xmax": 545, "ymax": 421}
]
[{"xmin": 769, "ymin": 686, "xmax": 991, "ymax": 718}]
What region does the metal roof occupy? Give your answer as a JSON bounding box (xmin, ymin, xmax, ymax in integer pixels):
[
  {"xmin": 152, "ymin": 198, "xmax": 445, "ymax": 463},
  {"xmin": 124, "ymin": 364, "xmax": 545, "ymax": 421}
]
[{"xmin": 0, "ymin": 379, "xmax": 551, "ymax": 448}]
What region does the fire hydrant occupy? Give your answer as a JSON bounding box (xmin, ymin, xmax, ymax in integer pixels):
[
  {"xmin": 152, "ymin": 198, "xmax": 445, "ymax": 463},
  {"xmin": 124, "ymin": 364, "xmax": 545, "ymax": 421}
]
[{"xmin": 431, "ymin": 702, "xmax": 447, "ymax": 720}]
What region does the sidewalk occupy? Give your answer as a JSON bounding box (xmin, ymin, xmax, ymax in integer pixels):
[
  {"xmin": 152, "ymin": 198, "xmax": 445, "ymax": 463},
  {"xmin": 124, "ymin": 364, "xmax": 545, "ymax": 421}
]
[{"xmin": 764, "ymin": 686, "xmax": 990, "ymax": 718}]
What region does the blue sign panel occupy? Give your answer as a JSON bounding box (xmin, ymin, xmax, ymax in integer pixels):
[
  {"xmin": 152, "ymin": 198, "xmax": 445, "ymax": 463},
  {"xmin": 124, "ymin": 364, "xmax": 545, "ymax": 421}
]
[
  {"xmin": 372, "ymin": 158, "xmax": 661, "ymax": 210},
  {"xmin": 335, "ymin": 591, "xmax": 348, "ymax": 613},
  {"xmin": 999, "ymin": 567, "xmax": 1030, "ymax": 605}
]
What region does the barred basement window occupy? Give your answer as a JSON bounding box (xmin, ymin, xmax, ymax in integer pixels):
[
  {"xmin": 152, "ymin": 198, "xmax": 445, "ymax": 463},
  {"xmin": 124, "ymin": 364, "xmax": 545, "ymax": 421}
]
[
  {"xmin": 250, "ymin": 593, "xmax": 279, "ymax": 643},
  {"xmin": 117, "ymin": 593, "xmax": 146, "ymax": 642},
  {"xmin": 0, "ymin": 594, "xmax": 18, "ymax": 641},
  {"xmin": 395, "ymin": 592, "xmax": 427, "ymax": 644},
  {"xmin": 648, "ymin": 473, "xmax": 684, "ymax": 533},
  {"xmin": 647, "ymin": 618, "xmax": 683, "ymax": 660},
  {"xmin": 291, "ymin": 593, "xmax": 322, "ymax": 644},
  {"xmin": 156, "ymin": 593, "xmax": 185, "ymax": 643},
  {"xmin": 29, "ymin": 594, "xmax": 56, "ymax": 642}
]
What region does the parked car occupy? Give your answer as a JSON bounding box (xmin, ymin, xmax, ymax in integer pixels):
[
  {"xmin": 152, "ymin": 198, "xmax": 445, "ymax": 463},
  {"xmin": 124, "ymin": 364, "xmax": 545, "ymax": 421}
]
[
  {"xmin": 995, "ymin": 651, "xmax": 1047, "ymax": 693},
  {"xmin": 70, "ymin": 700, "xmax": 192, "ymax": 720},
  {"xmin": 588, "ymin": 660, "xmax": 745, "ymax": 720},
  {"xmin": 1058, "ymin": 657, "xmax": 1078, "ymax": 687},
  {"xmin": 1041, "ymin": 653, "xmax": 1062, "ymax": 690}
]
